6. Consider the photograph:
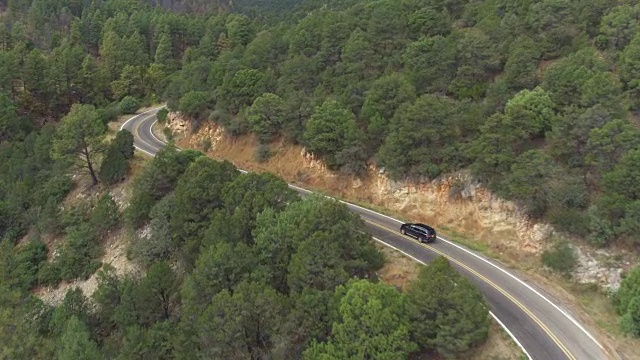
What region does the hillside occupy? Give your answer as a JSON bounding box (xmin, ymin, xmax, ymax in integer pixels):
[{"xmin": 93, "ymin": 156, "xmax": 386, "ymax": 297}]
[{"xmin": 1, "ymin": 0, "xmax": 640, "ymax": 355}]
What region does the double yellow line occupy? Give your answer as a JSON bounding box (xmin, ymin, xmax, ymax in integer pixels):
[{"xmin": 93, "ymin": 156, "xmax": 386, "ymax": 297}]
[{"xmin": 364, "ymin": 219, "xmax": 577, "ymax": 360}]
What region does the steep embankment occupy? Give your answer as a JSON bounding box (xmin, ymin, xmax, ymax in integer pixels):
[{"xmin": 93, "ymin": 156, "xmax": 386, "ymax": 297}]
[{"xmin": 166, "ymin": 114, "xmax": 630, "ymax": 291}]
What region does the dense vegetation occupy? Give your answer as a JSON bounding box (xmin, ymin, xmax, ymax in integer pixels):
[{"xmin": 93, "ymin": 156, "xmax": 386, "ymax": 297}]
[
  {"xmin": 1, "ymin": 0, "xmax": 639, "ymax": 247},
  {"xmin": 1, "ymin": 0, "xmax": 640, "ymax": 345},
  {"xmin": 0, "ymin": 144, "xmax": 491, "ymax": 358}
]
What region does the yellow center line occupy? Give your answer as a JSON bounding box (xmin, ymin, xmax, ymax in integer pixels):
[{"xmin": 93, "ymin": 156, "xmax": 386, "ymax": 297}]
[
  {"xmin": 364, "ymin": 219, "xmax": 577, "ymax": 360},
  {"xmin": 134, "ymin": 117, "xmax": 161, "ymax": 152}
]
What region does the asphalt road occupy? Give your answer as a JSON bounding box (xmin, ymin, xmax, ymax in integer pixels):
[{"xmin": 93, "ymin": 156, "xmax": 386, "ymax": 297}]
[{"xmin": 122, "ymin": 107, "xmax": 611, "ymax": 360}]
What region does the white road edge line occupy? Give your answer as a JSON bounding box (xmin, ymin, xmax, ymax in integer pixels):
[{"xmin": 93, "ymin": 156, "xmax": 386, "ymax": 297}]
[
  {"xmin": 149, "ymin": 119, "xmax": 165, "ymax": 144},
  {"xmin": 128, "ymin": 107, "xmax": 604, "ymax": 355},
  {"xmin": 370, "ymin": 236, "xmax": 532, "ymax": 360},
  {"xmin": 341, "ymin": 203, "xmax": 604, "ymax": 352},
  {"xmin": 120, "ymin": 106, "xmax": 166, "ymax": 157}
]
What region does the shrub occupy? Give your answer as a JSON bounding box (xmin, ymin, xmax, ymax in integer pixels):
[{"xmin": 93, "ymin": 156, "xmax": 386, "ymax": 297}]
[
  {"xmin": 545, "ymin": 208, "xmax": 589, "ymax": 237},
  {"xmin": 225, "ymin": 115, "xmax": 250, "ymax": 137},
  {"xmin": 200, "ymin": 138, "xmax": 212, "ymax": 152},
  {"xmin": 157, "ymin": 108, "xmax": 169, "ymax": 124},
  {"xmin": 99, "ymin": 130, "xmax": 134, "ymax": 184},
  {"xmin": 38, "ymin": 261, "xmax": 62, "ymax": 287},
  {"xmin": 119, "ymin": 96, "xmax": 140, "ymax": 115},
  {"xmin": 125, "ymin": 147, "xmax": 202, "ymax": 228},
  {"xmin": 60, "ymin": 202, "xmax": 92, "ymax": 229},
  {"xmin": 541, "ymin": 240, "xmax": 577, "ymax": 276},
  {"xmin": 616, "ymin": 266, "xmax": 640, "ymax": 337},
  {"xmin": 587, "ymin": 207, "xmax": 615, "ymax": 247},
  {"xmin": 255, "ymin": 143, "xmax": 270, "ymax": 162},
  {"xmin": 57, "ymin": 225, "xmax": 102, "ymax": 281},
  {"xmin": 39, "ymin": 174, "xmax": 73, "ymax": 204},
  {"xmin": 13, "ymin": 238, "xmax": 48, "ymax": 289},
  {"xmin": 97, "ymin": 103, "xmax": 121, "ymax": 124},
  {"xmin": 178, "ymin": 91, "xmax": 209, "ymax": 120},
  {"xmin": 162, "ymin": 127, "xmax": 174, "ymax": 142},
  {"xmin": 90, "ymin": 194, "xmax": 119, "ymax": 236}
]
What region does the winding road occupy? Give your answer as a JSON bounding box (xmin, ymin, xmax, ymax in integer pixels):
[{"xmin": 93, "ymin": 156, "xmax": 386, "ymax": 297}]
[{"xmin": 123, "ymin": 107, "xmax": 611, "ymax": 360}]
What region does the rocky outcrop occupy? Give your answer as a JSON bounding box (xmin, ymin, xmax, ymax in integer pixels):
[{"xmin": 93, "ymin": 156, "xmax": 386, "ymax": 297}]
[
  {"xmin": 177, "ymin": 118, "xmax": 632, "ymax": 290},
  {"xmin": 167, "ymin": 112, "xmax": 189, "ymax": 134}
]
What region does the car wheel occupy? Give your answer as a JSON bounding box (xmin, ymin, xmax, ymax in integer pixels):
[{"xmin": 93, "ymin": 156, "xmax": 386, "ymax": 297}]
[
  {"xmin": 420, "ymin": 237, "xmax": 425, "ymax": 243},
  {"xmin": 401, "ymin": 229, "xmax": 406, "ymax": 235}
]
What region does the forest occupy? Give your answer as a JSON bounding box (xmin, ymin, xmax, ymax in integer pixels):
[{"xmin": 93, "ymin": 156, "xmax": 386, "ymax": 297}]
[
  {"xmin": 1, "ymin": 141, "xmax": 491, "ymax": 358},
  {"xmin": 2, "ymin": 0, "xmax": 640, "ymax": 355},
  {"xmin": 1, "ymin": 0, "xmax": 639, "ymax": 246}
]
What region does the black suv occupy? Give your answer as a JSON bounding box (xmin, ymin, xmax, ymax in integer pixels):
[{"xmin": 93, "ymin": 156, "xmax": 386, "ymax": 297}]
[{"xmin": 400, "ymin": 223, "xmax": 437, "ymax": 243}]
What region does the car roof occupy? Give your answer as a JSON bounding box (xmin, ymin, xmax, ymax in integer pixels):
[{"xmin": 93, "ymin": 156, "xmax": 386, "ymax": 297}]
[{"xmin": 413, "ymin": 223, "xmax": 435, "ymax": 232}]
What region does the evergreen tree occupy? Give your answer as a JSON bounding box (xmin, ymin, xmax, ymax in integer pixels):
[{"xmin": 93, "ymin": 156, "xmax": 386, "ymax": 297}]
[
  {"xmin": 99, "ymin": 129, "xmax": 134, "ymax": 184},
  {"xmin": 51, "ymin": 104, "xmax": 106, "ymax": 185},
  {"xmin": 304, "ymin": 280, "xmax": 417, "ymax": 360},
  {"xmin": 57, "ymin": 316, "xmax": 102, "ymax": 360},
  {"xmin": 407, "ymin": 257, "xmax": 490, "ymax": 357}
]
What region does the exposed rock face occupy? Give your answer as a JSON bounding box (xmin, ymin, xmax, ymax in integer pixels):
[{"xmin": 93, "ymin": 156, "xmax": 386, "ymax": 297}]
[
  {"xmin": 167, "ymin": 112, "xmax": 189, "ymax": 134},
  {"xmin": 574, "ymin": 247, "xmax": 626, "ymax": 291},
  {"xmin": 179, "ymin": 118, "xmax": 630, "ymax": 290}
]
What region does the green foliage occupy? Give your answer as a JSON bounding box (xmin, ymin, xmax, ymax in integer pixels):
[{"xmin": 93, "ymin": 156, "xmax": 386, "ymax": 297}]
[
  {"xmin": 503, "ymin": 150, "xmax": 558, "ymax": 218},
  {"xmin": 619, "ymin": 33, "xmax": 640, "ymax": 109},
  {"xmin": 2, "ymin": 238, "xmax": 48, "ymax": 290},
  {"xmin": 112, "ymin": 66, "xmax": 145, "ymax": 100},
  {"xmin": 126, "ymin": 146, "xmax": 202, "ymax": 227},
  {"xmin": 130, "ymin": 194, "xmax": 176, "ymax": 266},
  {"xmin": 0, "ymin": 285, "xmax": 53, "ymax": 359},
  {"xmin": 248, "ymin": 92, "xmax": 286, "ymax": 142},
  {"xmin": 193, "ymin": 281, "xmax": 286, "ymax": 359},
  {"xmin": 0, "ymin": 94, "xmax": 28, "ymax": 141},
  {"xmin": 178, "ymin": 91, "xmax": 210, "ymax": 120},
  {"xmin": 156, "ymin": 108, "xmax": 169, "ymax": 124},
  {"xmin": 402, "ymin": 35, "xmax": 456, "ymax": 94},
  {"xmin": 379, "ymin": 94, "xmax": 460, "ymax": 180},
  {"xmin": 57, "ymin": 316, "xmax": 102, "ymax": 360},
  {"xmin": 16, "ymin": 239, "xmax": 48, "ymax": 289},
  {"xmin": 138, "ymin": 262, "xmax": 180, "ymax": 322},
  {"xmin": 4, "ymin": 0, "xmax": 640, "ymax": 355},
  {"xmin": 171, "ymin": 157, "xmax": 239, "ymax": 265},
  {"xmin": 253, "ymin": 194, "xmax": 383, "ymax": 293},
  {"xmin": 504, "ymin": 87, "xmax": 558, "ymax": 137},
  {"xmin": 361, "ymin": 74, "xmax": 416, "ymax": 152},
  {"xmin": 597, "ymin": 5, "xmax": 640, "ymax": 51},
  {"xmin": 504, "ymin": 36, "xmax": 541, "ymax": 90},
  {"xmin": 303, "ymin": 100, "xmax": 366, "ymax": 174},
  {"xmin": 90, "ymin": 193, "xmax": 120, "ymax": 235},
  {"xmin": 182, "ymin": 242, "xmax": 257, "ymax": 313},
  {"xmin": 99, "ymin": 130, "xmax": 134, "ymax": 184},
  {"xmin": 255, "ymin": 143, "xmax": 271, "ymax": 162},
  {"xmin": 56, "ymin": 225, "xmax": 102, "ymax": 281},
  {"xmin": 407, "ymin": 257, "xmax": 490, "ymax": 357},
  {"xmin": 162, "ymin": 127, "xmax": 174, "ymax": 141},
  {"xmin": 52, "ymin": 104, "xmax": 106, "ymax": 185},
  {"xmin": 541, "ymin": 240, "xmax": 578, "ymax": 276},
  {"xmin": 616, "ymin": 266, "xmax": 640, "ymax": 336},
  {"xmin": 304, "ymin": 279, "xmax": 417, "ymax": 360},
  {"xmin": 218, "ymin": 68, "xmax": 267, "ymax": 114},
  {"xmin": 118, "ymin": 96, "xmax": 140, "ymax": 114}
]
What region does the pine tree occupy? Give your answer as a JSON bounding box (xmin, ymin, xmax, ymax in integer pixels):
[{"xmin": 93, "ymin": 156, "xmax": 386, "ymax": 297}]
[{"xmin": 407, "ymin": 257, "xmax": 490, "ymax": 357}]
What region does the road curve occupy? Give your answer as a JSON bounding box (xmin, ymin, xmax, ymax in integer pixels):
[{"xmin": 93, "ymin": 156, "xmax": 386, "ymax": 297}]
[{"xmin": 122, "ymin": 107, "xmax": 610, "ymax": 360}]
